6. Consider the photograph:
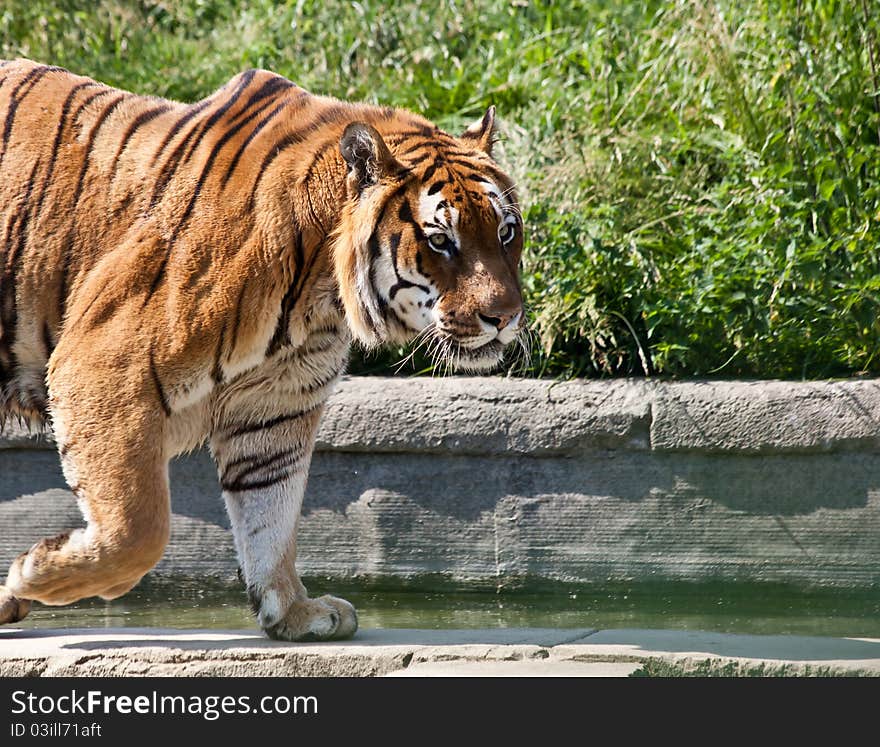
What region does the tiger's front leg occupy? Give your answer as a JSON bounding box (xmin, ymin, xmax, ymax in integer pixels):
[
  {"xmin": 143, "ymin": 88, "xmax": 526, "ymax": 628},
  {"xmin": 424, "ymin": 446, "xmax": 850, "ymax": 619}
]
[{"xmin": 210, "ymin": 386, "xmax": 357, "ymax": 642}]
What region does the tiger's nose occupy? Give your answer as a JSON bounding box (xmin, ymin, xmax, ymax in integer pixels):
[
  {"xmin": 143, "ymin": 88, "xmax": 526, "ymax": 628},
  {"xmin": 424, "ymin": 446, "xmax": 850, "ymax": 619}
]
[{"xmin": 478, "ymin": 308, "xmax": 522, "ymax": 331}]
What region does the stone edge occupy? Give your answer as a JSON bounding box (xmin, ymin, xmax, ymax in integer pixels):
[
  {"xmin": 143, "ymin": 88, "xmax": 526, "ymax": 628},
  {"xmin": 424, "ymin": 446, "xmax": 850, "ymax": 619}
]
[{"xmin": 4, "ymin": 377, "xmax": 880, "ymax": 456}]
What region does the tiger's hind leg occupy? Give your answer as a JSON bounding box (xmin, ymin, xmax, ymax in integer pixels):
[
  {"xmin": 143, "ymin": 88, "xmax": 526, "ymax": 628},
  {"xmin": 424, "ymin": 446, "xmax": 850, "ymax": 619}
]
[{"xmin": 0, "ymin": 398, "xmax": 171, "ymax": 624}]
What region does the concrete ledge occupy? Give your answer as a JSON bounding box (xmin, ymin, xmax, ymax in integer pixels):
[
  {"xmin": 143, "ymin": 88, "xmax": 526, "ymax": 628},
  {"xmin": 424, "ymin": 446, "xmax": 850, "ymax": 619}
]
[
  {"xmin": 5, "ymin": 377, "xmax": 880, "ymax": 455},
  {"xmin": 0, "ymin": 627, "xmax": 877, "ymax": 677},
  {"xmin": 2, "ymin": 377, "xmax": 880, "ymax": 589}
]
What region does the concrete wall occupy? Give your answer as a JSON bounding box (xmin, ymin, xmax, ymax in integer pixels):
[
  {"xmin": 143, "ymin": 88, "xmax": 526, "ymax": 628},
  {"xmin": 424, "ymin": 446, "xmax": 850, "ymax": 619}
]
[{"xmin": 2, "ymin": 377, "xmax": 880, "ymax": 590}]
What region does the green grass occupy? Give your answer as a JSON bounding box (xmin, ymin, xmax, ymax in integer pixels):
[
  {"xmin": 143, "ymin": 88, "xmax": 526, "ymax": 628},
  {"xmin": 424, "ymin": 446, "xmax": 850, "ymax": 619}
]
[{"xmin": 3, "ymin": 0, "xmax": 879, "ymax": 379}]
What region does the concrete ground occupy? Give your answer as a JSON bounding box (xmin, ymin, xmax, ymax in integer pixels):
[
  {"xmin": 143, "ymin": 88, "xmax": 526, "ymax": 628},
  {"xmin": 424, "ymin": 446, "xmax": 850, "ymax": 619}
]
[{"xmin": 1, "ymin": 626, "xmax": 878, "ymax": 676}]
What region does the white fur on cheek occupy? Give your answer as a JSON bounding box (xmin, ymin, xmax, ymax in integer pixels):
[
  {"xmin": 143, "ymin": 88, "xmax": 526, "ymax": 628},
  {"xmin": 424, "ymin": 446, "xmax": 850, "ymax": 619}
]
[{"xmin": 389, "ymin": 285, "xmax": 436, "ymax": 333}]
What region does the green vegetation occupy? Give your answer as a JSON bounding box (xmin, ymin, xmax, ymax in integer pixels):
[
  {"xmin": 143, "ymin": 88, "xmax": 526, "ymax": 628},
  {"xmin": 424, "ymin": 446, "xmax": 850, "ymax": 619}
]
[{"xmin": 3, "ymin": 0, "xmax": 879, "ymax": 378}]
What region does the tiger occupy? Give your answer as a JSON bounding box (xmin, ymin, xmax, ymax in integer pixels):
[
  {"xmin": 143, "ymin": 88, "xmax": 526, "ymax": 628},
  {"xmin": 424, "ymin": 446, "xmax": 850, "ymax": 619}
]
[{"xmin": 0, "ymin": 59, "xmax": 524, "ymax": 641}]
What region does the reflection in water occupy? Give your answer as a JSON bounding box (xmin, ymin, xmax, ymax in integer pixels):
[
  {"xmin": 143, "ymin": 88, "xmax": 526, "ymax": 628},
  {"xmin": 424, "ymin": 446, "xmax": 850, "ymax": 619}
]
[{"xmin": 16, "ymin": 581, "xmax": 880, "ymax": 638}]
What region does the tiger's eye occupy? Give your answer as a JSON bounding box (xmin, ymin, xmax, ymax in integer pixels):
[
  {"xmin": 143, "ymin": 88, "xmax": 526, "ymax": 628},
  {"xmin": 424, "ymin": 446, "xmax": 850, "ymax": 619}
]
[
  {"xmin": 499, "ymin": 222, "xmax": 516, "ymax": 244},
  {"xmin": 428, "ymin": 234, "xmax": 450, "ymax": 252}
]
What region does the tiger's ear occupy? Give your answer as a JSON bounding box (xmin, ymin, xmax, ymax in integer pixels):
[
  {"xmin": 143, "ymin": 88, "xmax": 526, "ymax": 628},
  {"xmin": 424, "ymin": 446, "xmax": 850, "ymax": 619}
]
[
  {"xmin": 460, "ymin": 105, "xmax": 496, "ymax": 155},
  {"xmin": 340, "ymin": 122, "xmax": 401, "ymax": 195}
]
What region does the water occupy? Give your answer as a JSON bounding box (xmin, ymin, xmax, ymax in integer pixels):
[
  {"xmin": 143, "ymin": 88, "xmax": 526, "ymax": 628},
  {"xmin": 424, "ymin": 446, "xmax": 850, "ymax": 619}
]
[{"xmin": 13, "ymin": 581, "xmax": 880, "ymax": 638}]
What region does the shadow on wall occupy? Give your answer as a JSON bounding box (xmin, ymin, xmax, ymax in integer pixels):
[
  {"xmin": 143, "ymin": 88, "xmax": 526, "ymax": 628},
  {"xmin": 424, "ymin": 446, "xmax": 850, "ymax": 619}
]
[
  {"xmin": 1, "ymin": 445, "xmax": 878, "ymax": 585},
  {"xmin": 0, "ymin": 447, "xmax": 875, "ymax": 522},
  {"xmin": 302, "ymin": 450, "xmax": 876, "ymax": 518}
]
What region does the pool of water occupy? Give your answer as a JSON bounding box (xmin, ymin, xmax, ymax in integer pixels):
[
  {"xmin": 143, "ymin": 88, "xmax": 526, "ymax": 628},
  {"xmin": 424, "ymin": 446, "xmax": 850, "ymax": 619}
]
[{"xmin": 14, "ymin": 581, "xmax": 880, "ymax": 638}]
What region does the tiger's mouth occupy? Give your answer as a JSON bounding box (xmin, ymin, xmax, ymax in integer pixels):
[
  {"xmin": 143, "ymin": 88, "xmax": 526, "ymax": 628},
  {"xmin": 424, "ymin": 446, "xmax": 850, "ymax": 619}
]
[
  {"xmin": 450, "ymin": 339, "xmax": 507, "ymax": 372},
  {"xmin": 402, "ymin": 323, "xmax": 526, "ymax": 374},
  {"xmin": 430, "ymin": 333, "xmax": 508, "ymax": 373}
]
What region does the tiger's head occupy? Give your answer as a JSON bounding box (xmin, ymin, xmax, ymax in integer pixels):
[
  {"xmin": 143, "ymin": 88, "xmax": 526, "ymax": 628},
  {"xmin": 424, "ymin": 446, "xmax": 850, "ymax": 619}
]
[{"xmin": 332, "ymin": 106, "xmax": 524, "ymax": 373}]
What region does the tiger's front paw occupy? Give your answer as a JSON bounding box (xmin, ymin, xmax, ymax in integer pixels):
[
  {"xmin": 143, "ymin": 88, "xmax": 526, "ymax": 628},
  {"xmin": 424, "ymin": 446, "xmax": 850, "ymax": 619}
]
[{"xmin": 254, "ymin": 589, "xmax": 358, "ymax": 642}]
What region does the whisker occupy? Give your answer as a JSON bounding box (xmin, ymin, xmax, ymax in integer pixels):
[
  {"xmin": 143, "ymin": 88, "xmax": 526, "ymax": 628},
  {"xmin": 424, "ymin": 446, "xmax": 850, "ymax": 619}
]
[{"xmin": 393, "ymin": 323, "xmax": 435, "ymax": 374}]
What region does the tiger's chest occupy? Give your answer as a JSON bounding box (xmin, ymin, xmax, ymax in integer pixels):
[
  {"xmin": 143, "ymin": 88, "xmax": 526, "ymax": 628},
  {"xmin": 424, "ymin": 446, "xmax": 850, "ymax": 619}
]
[{"xmin": 166, "ymin": 298, "xmax": 350, "ymax": 458}]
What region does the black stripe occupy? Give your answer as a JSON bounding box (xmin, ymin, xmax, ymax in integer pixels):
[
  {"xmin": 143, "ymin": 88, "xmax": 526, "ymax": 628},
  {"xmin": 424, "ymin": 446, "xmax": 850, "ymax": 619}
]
[
  {"xmin": 109, "ymin": 102, "xmax": 173, "ymax": 181},
  {"xmin": 303, "ymin": 177, "xmax": 329, "ymax": 233},
  {"xmin": 224, "ymin": 403, "xmax": 322, "ymax": 439},
  {"xmin": 397, "ymin": 138, "xmax": 433, "ymax": 157},
  {"xmin": 289, "ymin": 236, "xmax": 324, "ymax": 309},
  {"xmin": 0, "ymin": 65, "xmax": 58, "ymax": 165},
  {"xmin": 426, "ymin": 180, "xmax": 445, "ymax": 195},
  {"xmin": 371, "ymin": 179, "xmax": 410, "ymax": 230},
  {"xmin": 220, "ymin": 465, "xmax": 300, "ymax": 494},
  {"xmin": 179, "ymin": 69, "xmax": 256, "ymax": 166},
  {"xmin": 167, "ymin": 96, "xmax": 278, "ymax": 247},
  {"xmin": 388, "ymin": 230, "xmax": 429, "ymax": 299},
  {"xmin": 145, "ymin": 255, "xmax": 168, "ymax": 303},
  {"xmin": 148, "ymin": 102, "xmax": 212, "ymax": 208},
  {"xmin": 305, "ymin": 322, "xmax": 342, "ymax": 338},
  {"xmin": 70, "ymin": 87, "xmax": 112, "ymax": 125},
  {"xmin": 389, "ymin": 231, "xmax": 402, "ymax": 258},
  {"xmin": 8, "ymin": 156, "xmax": 41, "ymax": 267},
  {"xmin": 367, "ymin": 230, "xmax": 381, "ymax": 260},
  {"xmin": 42, "ymin": 320, "xmax": 54, "ymax": 358},
  {"xmin": 228, "ymin": 277, "xmax": 248, "ymax": 357},
  {"xmin": 249, "ymin": 104, "xmax": 347, "ymax": 201},
  {"xmin": 0, "ymin": 158, "xmax": 41, "ymax": 374},
  {"xmin": 397, "ymin": 198, "xmax": 425, "ymax": 239},
  {"xmin": 147, "ymin": 95, "xmax": 276, "ymax": 302},
  {"xmin": 149, "ymin": 349, "xmax": 172, "ymax": 417},
  {"xmin": 297, "ymin": 136, "xmax": 335, "ymax": 185},
  {"xmin": 71, "ymin": 94, "xmax": 127, "ymax": 209},
  {"xmin": 301, "ymin": 367, "xmax": 341, "ymax": 394},
  {"xmin": 58, "ymin": 234, "xmax": 71, "ymax": 324},
  {"xmin": 249, "ymin": 128, "xmax": 314, "ymax": 201},
  {"xmin": 151, "ymin": 99, "xmax": 212, "ymax": 167},
  {"xmin": 211, "ymin": 324, "xmax": 226, "ymax": 384},
  {"xmin": 221, "ymin": 99, "xmax": 290, "ymax": 187},
  {"xmin": 221, "ymin": 438, "xmax": 315, "ymax": 492},
  {"xmin": 414, "ymin": 247, "xmax": 431, "ymax": 280},
  {"xmin": 297, "ymin": 338, "xmax": 341, "ymax": 357},
  {"xmin": 395, "ymin": 125, "xmax": 439, "ymax": 139},
  {"xmin": 32, "ymin": 82, "xmax": 94, "ymax": 226},
  {"xmin": 222, "ymin": 444, "xmax": 305, "ymax": 481},
  {"xmin": 403, "ymin": 151, "xmax": 435, "ymax": 167},
  {"xmin": 266, "ymin": 232, "xmax": 304, "ymax": 356},
  {"xmin": 227, "ymin": 76, "xmax": 293, "ymax": 128},
  {"xmin": 421, "ymin": 161, "xmax": 440, "ymax": 183},
  {"xmin": 446, "ymin": 156, "xmax": 508, "ymax": 184}
]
